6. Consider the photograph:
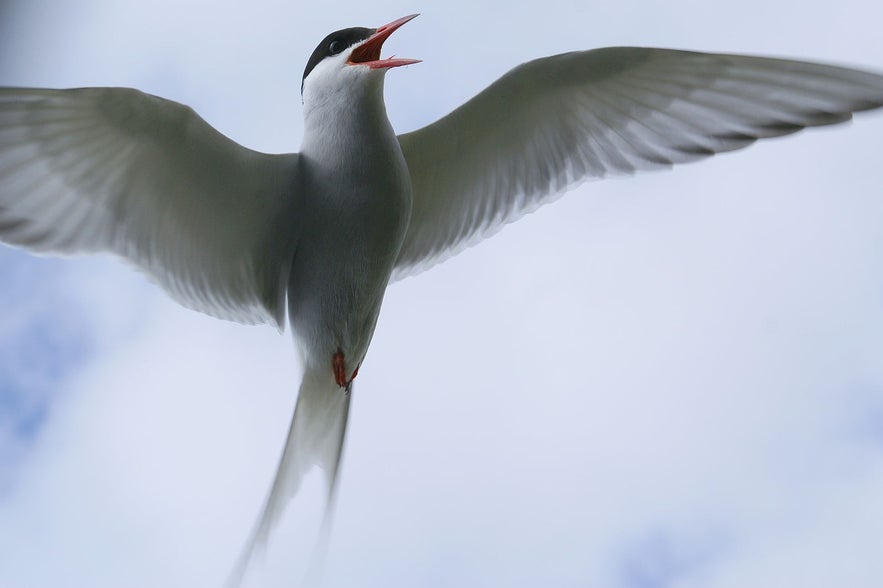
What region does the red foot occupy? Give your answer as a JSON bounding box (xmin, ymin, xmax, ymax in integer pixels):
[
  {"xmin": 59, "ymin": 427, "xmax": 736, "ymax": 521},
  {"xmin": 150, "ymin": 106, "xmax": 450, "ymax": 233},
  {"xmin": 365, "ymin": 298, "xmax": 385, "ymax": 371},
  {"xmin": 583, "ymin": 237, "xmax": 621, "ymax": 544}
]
[
  {"xmin": 332, "ymin": 349, "xmax": 347, "ymax": 387},
  {"xmin": 332, "ymin": 349, "xmax": 362, "ymax": 388}
]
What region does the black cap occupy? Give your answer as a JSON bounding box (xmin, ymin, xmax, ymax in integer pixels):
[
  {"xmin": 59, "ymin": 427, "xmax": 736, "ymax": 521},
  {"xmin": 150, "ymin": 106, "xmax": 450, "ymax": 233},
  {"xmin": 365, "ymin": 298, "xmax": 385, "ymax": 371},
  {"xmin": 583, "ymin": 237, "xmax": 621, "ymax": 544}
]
[{"xmin": 302, "ymin": 27, "xmax": 375, "ymax": 93}]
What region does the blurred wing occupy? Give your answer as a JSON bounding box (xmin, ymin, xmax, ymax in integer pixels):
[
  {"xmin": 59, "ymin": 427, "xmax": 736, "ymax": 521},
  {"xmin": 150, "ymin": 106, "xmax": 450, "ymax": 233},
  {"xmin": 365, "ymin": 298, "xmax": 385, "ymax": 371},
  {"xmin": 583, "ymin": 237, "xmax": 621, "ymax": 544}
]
[
  {"xmin": 394, "ymin": 47, "xmax": 883, "ymax": 279},
  {"xmin": 0, "ymin": 87, "xmax": 298, "ymax": 327}
]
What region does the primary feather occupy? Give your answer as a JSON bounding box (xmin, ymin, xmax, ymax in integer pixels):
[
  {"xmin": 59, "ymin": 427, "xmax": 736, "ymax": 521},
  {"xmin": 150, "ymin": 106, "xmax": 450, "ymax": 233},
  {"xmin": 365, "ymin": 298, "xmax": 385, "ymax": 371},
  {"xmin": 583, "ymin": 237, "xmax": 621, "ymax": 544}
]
[
  {"xmin": 394, "ymin": 48, "xmax": 883, "ymax": 279},
  {"xmin": 0, "ymin": 87, "xmax": 297, "ymax": 327}
]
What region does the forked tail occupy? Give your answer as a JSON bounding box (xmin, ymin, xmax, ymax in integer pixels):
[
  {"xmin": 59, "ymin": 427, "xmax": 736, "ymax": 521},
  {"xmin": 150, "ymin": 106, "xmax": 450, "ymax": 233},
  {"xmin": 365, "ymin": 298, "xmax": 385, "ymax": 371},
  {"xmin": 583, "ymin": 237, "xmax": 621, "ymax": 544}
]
[{"xmin": 227, "ymin": 368, "xmax": 351, "ymax": 587}]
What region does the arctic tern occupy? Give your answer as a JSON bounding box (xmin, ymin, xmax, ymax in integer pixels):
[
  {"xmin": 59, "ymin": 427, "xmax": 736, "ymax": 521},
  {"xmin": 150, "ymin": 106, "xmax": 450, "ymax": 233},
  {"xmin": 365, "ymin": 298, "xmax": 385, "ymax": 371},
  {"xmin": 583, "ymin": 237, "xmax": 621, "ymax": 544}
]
[{"xmin": 2, "ymin": 12, "xmax": 883, "ymax": 583}]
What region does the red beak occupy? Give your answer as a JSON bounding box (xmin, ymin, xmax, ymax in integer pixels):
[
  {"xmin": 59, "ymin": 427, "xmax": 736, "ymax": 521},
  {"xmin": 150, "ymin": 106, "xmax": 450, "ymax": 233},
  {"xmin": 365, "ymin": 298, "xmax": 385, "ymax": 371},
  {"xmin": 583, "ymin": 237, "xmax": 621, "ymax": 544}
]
[{"xmin": 348, "ymin": 14, "xmax": 421, "ymax": 69}]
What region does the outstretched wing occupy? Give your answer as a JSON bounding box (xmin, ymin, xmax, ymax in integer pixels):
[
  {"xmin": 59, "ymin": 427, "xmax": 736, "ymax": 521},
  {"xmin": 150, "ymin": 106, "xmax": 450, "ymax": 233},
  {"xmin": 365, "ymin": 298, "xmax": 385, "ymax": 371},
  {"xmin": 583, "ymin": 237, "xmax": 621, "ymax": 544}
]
[
  {"xmin": 394, "ymin": 48, "xmax": 883, "ymax": 279},
  {"xmin": 0, "ymin": 87, "xmax": 298, "ymax": 327}
]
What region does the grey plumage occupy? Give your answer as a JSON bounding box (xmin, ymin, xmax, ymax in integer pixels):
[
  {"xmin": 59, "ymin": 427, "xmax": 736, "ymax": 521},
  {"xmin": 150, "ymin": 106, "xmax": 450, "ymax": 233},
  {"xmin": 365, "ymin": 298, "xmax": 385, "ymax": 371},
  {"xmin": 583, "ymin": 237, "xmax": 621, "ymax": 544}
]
[{"xmin": 1, "ymin": 13, "xmax": 882, "ymax": 586}]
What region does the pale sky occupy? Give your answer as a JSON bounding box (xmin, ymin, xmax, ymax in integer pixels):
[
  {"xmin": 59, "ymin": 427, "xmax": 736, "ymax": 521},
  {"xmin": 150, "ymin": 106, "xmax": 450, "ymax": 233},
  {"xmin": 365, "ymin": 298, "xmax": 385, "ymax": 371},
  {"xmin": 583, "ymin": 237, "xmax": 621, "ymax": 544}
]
[{"xmin": 1, "ymin": 1, "xmax": 883, "ymax": 587}]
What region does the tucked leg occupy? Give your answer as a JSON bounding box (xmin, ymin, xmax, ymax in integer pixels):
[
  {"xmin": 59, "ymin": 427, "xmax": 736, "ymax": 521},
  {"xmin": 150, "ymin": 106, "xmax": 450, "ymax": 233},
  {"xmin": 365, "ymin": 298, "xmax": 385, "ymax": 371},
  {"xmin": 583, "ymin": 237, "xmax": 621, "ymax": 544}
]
[
  {"xmin": 332, "ymin": 348, "xmax": 347, "ymax": 388},
  {"xmin": 332, "ymin": 348, "xmax": 363, "ymax": 388}
]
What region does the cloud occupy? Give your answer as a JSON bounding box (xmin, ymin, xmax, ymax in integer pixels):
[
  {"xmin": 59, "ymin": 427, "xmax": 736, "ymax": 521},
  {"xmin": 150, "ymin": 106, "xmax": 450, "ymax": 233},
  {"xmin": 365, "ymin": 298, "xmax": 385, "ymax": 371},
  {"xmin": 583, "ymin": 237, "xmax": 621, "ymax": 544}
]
[{"xmin": 1, "ymin": 0, "xmax": 883, "ymax": 587}]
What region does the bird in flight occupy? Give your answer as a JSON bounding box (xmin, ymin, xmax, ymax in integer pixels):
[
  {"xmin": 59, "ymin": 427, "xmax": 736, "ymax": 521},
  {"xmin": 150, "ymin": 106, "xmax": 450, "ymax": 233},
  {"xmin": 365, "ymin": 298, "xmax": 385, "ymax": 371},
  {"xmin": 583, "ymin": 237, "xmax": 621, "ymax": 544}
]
[{"xmin": 2, "ymin": 12, "xmax": 882, "ymax": 584}]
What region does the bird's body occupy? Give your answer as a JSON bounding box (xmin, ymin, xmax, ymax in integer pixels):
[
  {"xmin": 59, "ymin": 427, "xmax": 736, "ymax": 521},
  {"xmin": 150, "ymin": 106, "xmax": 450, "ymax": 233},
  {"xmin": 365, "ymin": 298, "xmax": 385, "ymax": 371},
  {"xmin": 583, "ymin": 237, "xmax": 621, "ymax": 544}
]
[
  {"xmin": 291, "ymin": 70, "xmax": 411, "ymax": 380},
  {"xmin": 2, "ymin": 12, "xmax": 883, "ymax": 585}
]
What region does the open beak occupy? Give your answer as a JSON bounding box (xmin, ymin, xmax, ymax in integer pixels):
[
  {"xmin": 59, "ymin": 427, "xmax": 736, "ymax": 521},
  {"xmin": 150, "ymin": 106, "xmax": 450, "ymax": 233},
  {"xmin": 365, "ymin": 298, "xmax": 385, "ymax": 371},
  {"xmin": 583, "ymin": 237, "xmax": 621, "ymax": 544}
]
[{"xmin": 347, "ymin": 14, "xmax": 421, "ymax": 69}]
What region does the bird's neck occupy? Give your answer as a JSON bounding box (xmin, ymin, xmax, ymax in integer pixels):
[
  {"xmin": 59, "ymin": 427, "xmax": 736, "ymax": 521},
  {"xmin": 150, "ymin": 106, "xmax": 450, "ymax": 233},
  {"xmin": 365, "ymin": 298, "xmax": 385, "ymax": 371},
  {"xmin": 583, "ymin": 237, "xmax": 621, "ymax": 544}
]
[{"xmin": 300, "ymin": 78, "xmax": 397, "ymax": 165}]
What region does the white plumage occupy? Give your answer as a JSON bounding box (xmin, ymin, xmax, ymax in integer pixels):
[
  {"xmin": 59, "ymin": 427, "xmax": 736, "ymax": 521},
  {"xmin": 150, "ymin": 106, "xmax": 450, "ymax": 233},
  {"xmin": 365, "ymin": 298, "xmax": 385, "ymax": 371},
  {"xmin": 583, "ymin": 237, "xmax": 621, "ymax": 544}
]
[{"xmin": 2, "ymin": 13, "xmax": 882, "ymax": 585}]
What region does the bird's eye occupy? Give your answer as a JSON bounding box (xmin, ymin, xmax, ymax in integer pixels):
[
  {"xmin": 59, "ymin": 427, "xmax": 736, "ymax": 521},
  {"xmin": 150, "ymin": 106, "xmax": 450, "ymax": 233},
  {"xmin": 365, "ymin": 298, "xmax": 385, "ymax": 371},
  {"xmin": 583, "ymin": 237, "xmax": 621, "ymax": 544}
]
[{"xmin": 328, "ymin": 40, "xmax": 345, "ymax": 55}]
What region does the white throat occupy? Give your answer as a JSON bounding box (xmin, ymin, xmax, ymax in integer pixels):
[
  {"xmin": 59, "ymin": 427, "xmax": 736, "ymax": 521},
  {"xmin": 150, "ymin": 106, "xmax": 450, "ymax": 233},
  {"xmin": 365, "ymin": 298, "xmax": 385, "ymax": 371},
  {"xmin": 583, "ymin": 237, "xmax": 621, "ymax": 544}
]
[{"xmin": 301, "ymin": 70, "xmax": 392, "ymax": 160}]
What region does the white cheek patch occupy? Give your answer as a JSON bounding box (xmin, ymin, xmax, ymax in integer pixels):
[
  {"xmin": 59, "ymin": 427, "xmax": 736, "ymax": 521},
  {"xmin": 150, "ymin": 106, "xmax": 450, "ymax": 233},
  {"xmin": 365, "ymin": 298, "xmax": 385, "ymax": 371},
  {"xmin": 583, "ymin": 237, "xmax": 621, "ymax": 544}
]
[
  {"xmin": 302, "ymin": 53, "xmax": 346, "ymax": 98},
  {"xmin": 301, "ymin": 52, "xmax": 377, "ymax": 108}
]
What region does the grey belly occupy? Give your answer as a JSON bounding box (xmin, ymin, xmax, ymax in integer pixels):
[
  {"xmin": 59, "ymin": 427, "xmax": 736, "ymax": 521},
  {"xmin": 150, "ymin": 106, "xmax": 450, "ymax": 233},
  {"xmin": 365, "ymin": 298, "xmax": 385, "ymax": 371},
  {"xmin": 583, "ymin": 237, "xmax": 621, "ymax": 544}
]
[
  {"xmin": 286, "ymin": 210, "xmax": 402, "ymax": 373},
  {"xmin": 285, "ymin": 152, "xmax": 412, "ymax": 373}
]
